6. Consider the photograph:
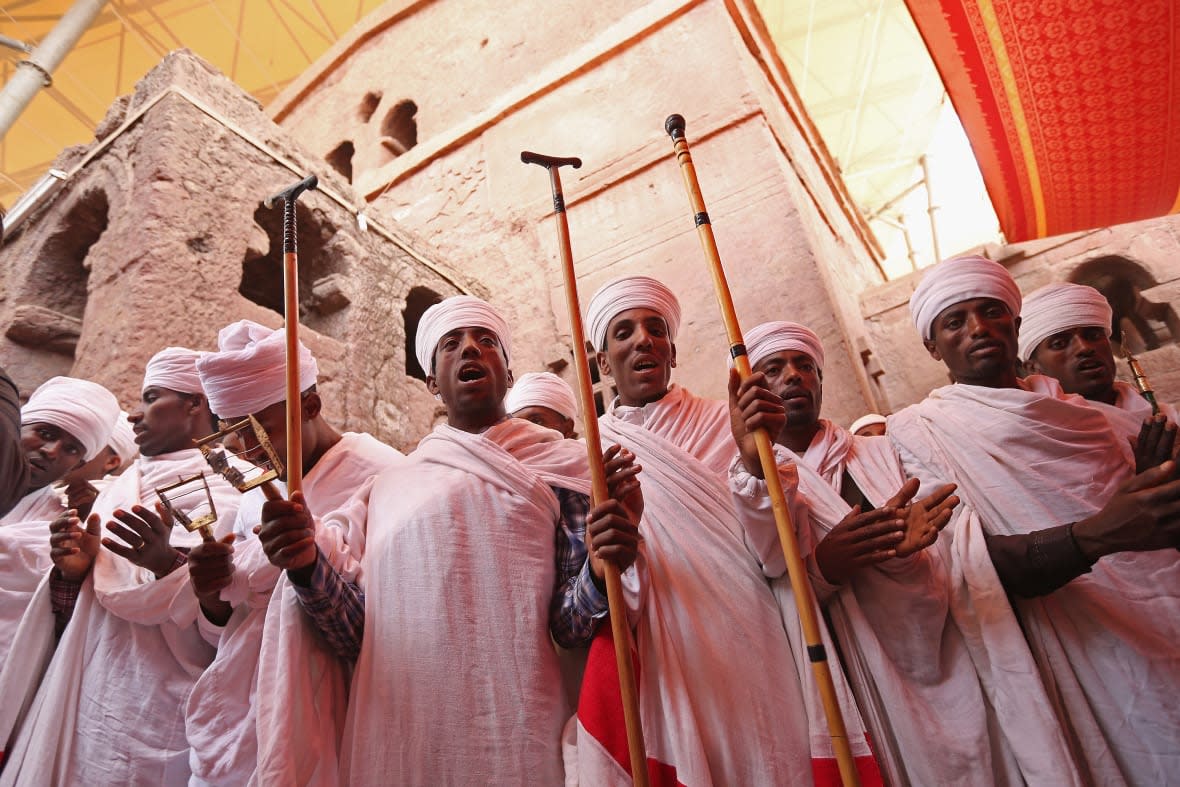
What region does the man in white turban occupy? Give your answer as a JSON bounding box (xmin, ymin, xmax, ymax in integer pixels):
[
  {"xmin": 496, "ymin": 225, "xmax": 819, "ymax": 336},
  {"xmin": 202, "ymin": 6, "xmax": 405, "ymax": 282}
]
[
  {"xmin": 889, "ymin": 255, "xmax": 1180, "ymax": 784},
  {"xmin": 1021, "ymin": 281, "xmax": 1178, "ymax": 433},
  {"xmin": 735, "ymin": 319, "xmax": 1084, "ymax": 785},
  {"xmin": 848, "ymin": 413, "xmax": 886, "ymax": 437},
  {"xmin": 573, "ymin": 276, "xmax": 882, "ymax": 785},
  {"xmin": 4, "ymin": 376, "xmax": 120, "ymax": 525},
  {"xmin": 0, "ymin": 347, "xmax": 243, "ymax": 786},
  {"xmin": 185, "ymin": 319, "xmax": 404, "ymax": 786},
  {"xmin": 257, "ymin": 295, "xmax": 642, "ymax": 783},
  {"xmin": 0, "ymin": 376, "xmax": 120, "ymax": 666},
  {"xmin": 506, "ymin": 371, "xmax": 579, "ymax": 438}
]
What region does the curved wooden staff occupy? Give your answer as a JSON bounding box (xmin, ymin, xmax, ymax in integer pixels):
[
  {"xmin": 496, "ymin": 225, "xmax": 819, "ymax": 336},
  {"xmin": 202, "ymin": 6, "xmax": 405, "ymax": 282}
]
[
  {"xmin": 521, "ymin": 150, "xmax": 650, "ymax": 787},
  {"xmin": 263, "ymin": 174, "xmax": 318, "ymax": 495},
  {"xmin": 663, "ymin": 114, "xmax": 861, "ymax": 787}
]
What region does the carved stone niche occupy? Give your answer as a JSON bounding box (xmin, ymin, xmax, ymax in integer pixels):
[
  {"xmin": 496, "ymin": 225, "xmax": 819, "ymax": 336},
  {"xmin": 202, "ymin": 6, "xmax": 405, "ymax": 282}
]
[
  {"xmin": 309, "ymin": 273, "xmax": 351, "ymax": 315},
  {"xmin": 1136, "ymin": 281, "xmax": 1180, "ymax": 348},
  {"xmin": 5, "ymin": 304, "xmax": 83, "ymax": 355}
]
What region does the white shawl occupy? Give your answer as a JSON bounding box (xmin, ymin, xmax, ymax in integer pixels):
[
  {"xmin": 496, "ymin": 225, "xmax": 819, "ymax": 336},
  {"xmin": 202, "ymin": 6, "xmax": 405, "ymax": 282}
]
[
  {"xmin": 185, "ymin": 433, "xmax": 404, "ymax": 787},
  {"xmin": 789, "ymin": 420, "xmax": 1077, "ymax": 785},
  {"xmin": 889, "ymin": 376, "xmax": 1180, "ymax": 785},
  {"xmin": 0, "ymin": 486, "xmax": 66, "ymax": 666},
  {"xmin": 0, "ymin": 449, "xmax": 240, "ymax": 787},
  {"xmin": 340, "ymin": 419, "xmax": 588, "ymax": 785},
  {"xmin": 575, "ymin": 385, "xmax": 818, "ymax": 786}
]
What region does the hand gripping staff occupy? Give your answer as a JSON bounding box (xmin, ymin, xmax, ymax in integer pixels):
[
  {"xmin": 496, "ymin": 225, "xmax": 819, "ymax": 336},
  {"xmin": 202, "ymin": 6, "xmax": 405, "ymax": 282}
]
[
  {"xmin": 262, "ymin": 174, "xmax": 318, "ymax": 496},
  {"xmin": 521, "ymin": 150, "xmax": 650, "ymax": 787},
  {"xmin": 663, "ymin": 115, "xmax": 861, "ymax": 787}
]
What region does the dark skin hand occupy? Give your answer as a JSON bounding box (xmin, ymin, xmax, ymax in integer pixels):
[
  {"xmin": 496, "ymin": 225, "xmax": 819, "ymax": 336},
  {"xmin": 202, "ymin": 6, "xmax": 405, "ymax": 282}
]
[
  {"xmin": 49, "ymin": 509, "xmax": 102, "ymax": 583},
  {"xmin": 188, "ymin": 533, "xmax": 237, "ymax": 625},
  {"xmin": 815, "ymin": 478, "xmax": 958, "ymax": 585},
  {"xmin": 102, "ymin": 503, "xmax": 184, "ymax": 579},
  {"xmin": 1133, "ymin": 415, "xmax": 1178, "ymax": 474},
  {"xmin": 729, "ymin": 369, "xmax": 788, "ymax": 479},
  {"xmin": 587, "ymin": 444, "xmax": 644, "ymax": 591},
  {"xmin": 891, "ymin": 479, "xmax": 958, "ymax": 557},
  {"xmin": 1073, "ymin": 460, "xmax": 1180, "ymax": 559},
  {"xmin": 63, "ymin": 479, "xmax": 101, "ymax": 520},
  {"xmin": 257, "ymin": 491, "xmax": 317, "ymax": 585}
]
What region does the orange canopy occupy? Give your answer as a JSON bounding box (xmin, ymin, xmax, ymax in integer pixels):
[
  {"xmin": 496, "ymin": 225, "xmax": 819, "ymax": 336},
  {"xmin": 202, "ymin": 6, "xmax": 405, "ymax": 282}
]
[{"xmin": 905, "ymin": 0, "xmax": 1180, "ymax": 241}]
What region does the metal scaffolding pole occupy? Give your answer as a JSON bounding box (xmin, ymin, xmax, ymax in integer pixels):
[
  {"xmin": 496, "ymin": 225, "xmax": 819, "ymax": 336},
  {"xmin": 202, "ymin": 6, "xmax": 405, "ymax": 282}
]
[{"xmin": 0, "ymin": 0, "xmax": 109, "ymax": 141}]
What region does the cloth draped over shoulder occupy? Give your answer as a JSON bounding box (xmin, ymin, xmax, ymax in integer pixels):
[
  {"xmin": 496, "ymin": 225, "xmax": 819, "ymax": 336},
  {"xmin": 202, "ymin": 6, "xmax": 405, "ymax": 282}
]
[
  {"xmin": 185, "ymin": 432, "xmax": 404, "ymax": 787},
  {"xmin": 1085, "ymin": 379, "xmax": 1179, "ymax": 439},
  {"xmin": 341, "ymin": 418, "xmax": 588, "ymax": 785},
  {"xmin": 784, "ymin": 419, "xmax": 1076, "ymax": 786},
  {"xmin": 888, "ymin": 375, "xmax": 1180, "ymax": 785},
  {"xmin": 575, "ymin": 384, "xmax": 874, "ymax": 786},
  {"xmin": 0, "ymin": 449, "xmax": 241, "ymax": 787}
]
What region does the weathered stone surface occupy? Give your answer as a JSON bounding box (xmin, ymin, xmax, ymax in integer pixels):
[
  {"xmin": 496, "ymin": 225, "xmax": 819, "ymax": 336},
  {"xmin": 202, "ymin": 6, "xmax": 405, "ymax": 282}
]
[
  {"xmin": 273, "ymin": 0, "xmax": 887, "ymax": 429},
  {"xmin": 0, "ymin": 51, "xmax": 479, "ymax": 451},
  {"xmin": 5, "ymin": 304, "xmax": 82, "ymax": 355}
]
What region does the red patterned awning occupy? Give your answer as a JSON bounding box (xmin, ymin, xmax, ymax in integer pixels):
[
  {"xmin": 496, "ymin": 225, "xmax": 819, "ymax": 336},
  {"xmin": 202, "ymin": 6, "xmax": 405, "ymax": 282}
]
[{"xmin": 905, "ymin": 0, "xmax": 1180, "ymax": 242}]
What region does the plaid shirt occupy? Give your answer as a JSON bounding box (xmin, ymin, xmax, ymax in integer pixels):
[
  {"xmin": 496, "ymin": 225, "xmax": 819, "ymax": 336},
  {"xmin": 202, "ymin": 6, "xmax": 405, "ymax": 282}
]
[{"xmin": 292, "ymin": 485, "xmax": 609, "ymax": 662}]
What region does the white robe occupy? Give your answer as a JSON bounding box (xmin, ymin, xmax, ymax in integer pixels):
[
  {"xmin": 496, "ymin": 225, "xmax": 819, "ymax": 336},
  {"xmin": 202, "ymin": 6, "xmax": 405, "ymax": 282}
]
[
  {"xmin": 889, "ymin": 376, "xmax": 1180, "ymax": 785},
  {"xmin": 0, "ymin": 449, "xmax": 241, "ymax": 786},
  {"xmin": 185, "ymin": 433, "xmax": 404, "ymax": 787},
  {"xmin": 784, "ymin": 419, "xmax": 1077, "ymax": 786},
  {"xmin": 576, "ymin": 385, "xmax": 850, "ymax": 786},
  {"xmin": 340, "ymin": 418, "xmax": 590, "ymax": 786},
  {"xmin": 0, "ymin": 486, "xmax": 66, "ymax": 666}
]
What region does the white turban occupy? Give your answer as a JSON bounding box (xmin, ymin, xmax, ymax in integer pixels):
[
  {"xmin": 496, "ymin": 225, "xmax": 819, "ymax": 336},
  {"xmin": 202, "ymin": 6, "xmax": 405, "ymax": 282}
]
[
  {"xmin": 143, "ymin": 347, "xmax": 204, "ymax": 395},
  {"xmin": 585, "ymin": 275, "xmax": 682, "ymax": 351},
  {"xmin": 106, "ymin": 414, "xmax": 139, "ymax": 464},
  {"xmin": 505, "ymin": 372, "xmax": 578, "ymax": 420},
  {"xmin": 909, "ymin": 255, "xmax": 1022, "ymax": 341},
  {"xmin": 21, "ymin": 376, "xmax": 120, "ymax": 461},
  {"xmin": 743, "ymin": 320, "xmax": 825, "ymax": 373},
  {"xmin": 1017, "ymin": 282, "xmax": 1113, "ymax": 363},
  {"xmin": 849, "ymin": 413, "xmax": 887, "ymax": 435},
  {"xmin": 196, "ymin": 321, "xmax": 320, "ymax": 419},
  {"xmin": 414, "ymin": 295, "xmax": 512, "ymax": 377}
]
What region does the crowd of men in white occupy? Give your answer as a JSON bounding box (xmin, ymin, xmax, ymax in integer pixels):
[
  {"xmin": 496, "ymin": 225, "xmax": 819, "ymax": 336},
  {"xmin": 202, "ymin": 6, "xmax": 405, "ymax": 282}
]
[{"xmin": 0, "ymin": 255, "xmax": 1177, "ymax": 786}]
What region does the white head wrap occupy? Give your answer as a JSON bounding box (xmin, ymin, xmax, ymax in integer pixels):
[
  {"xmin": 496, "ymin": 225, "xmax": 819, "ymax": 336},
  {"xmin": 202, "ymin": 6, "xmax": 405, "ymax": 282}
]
[
  {"xmin": 1017, "ymin": 282, "xmax": 1113, "ymax": 363},
  {"xmin": 909, "ymin": 255, "xmax": 1022, "ymax": 341},
  {"xmin": 849, "ymin": 413, "xmax": 887, "ymax": 435},
  {"xmin": 195, "ymin": 320, "xmax": 320, "ymax": 419},
  {"xmin": 585, "ymin": 275, "xmax": 682, "ymax": 351},
  {"xmin": 21, "ymin": 376, "xmax": 120, "ymax": 461},
  {"xmin": 106, "ymin": 413, "xmax": 139, "ymax": 464},
  {"xmin": 414, "ymin": 295, "xmax": 512, "ymax": 377},
  {"xmin": 743, "ymin": 320, "xmax": 825, "ymax": 372},
  {"xmin": 143, "ymin": 347, "xmax": 204, "ymax": 395},
  {"xmin": 505, "ymin": 372, "xmax": 578, "ymax": 420}
]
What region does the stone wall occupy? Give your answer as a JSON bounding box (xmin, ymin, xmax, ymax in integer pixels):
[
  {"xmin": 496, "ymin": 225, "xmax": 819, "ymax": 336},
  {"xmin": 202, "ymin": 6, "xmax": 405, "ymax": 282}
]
[
  {"xmin": 861, "ymin": 213, "xmax": 1180, "ymax": 411},
  {"xmin": 0, "ymin": 51, "xmax": 478, "ymax": 452},
  {"xmin": 270, "ymin": 0, "xmax": 888, "ymax": 428}
]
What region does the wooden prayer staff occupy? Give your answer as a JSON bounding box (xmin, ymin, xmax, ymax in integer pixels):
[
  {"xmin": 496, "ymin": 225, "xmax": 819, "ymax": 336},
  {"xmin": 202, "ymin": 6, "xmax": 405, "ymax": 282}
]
[
  {"xmin": 1125, "ymin": 351, "xmax": 1161, "ymax": 415},
  {"xmin": 663, "ymin": 114, "xmax": 861, "ymax": 787},
  {"xmin": 521, "ymin": 150, "xmax": 650, "ymax": 787},
  {"xmin": 263, "ymin": 173, "xmax": 318, "ymax": 496}
]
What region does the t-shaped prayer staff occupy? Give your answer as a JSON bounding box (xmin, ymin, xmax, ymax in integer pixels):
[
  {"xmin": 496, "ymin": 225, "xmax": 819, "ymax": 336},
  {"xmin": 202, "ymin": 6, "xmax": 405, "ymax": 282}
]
[
  {"xmin": 261, "ymin": 173, "xmax": 318, "ymax": 496},
  {"xmin": 521, "ymin": 149, "xmax": 650, "ymax": 787}
]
